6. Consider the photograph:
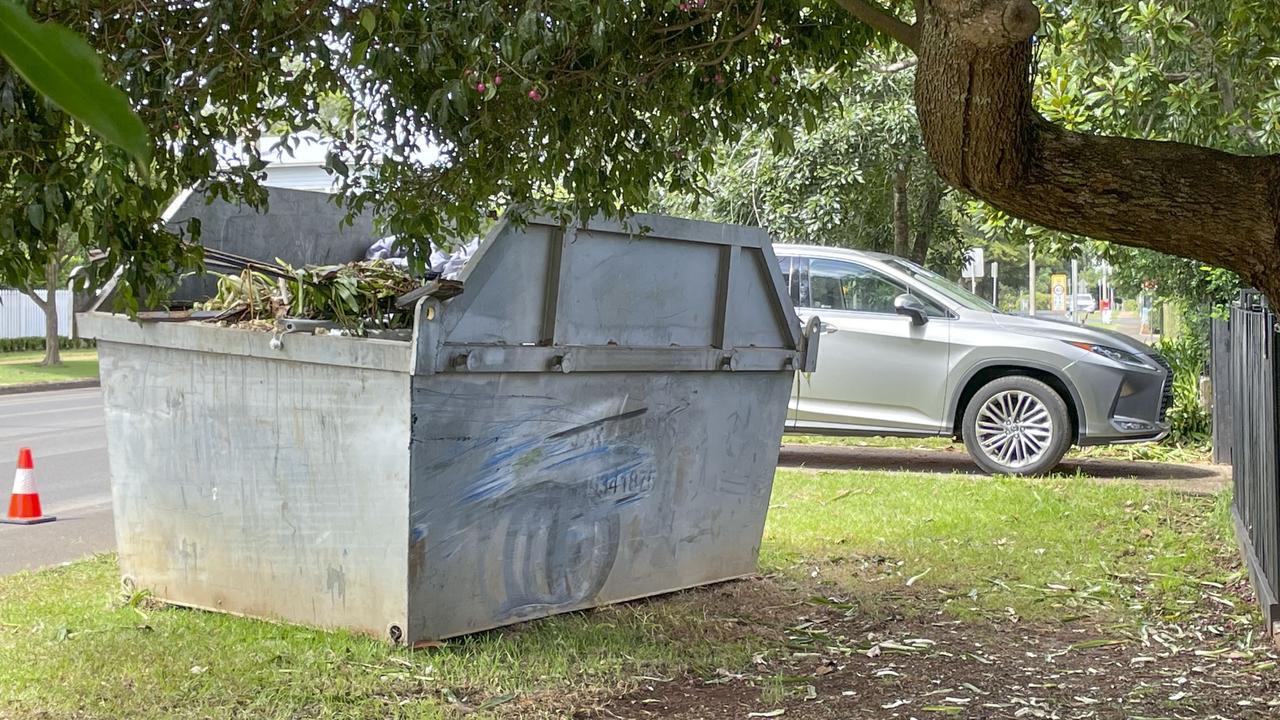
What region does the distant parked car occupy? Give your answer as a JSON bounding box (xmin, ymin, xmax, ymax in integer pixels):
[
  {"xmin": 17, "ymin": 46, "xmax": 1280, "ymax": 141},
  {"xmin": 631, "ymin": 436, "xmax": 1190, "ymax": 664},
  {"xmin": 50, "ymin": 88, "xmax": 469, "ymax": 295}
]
[
  {"xmin": 775, "ymin": 246, "xmax": 1171, "ymax": 475},
  {"xmin": 1074, "ymin": 293, "xmax": 1097, "ymax": 313}
]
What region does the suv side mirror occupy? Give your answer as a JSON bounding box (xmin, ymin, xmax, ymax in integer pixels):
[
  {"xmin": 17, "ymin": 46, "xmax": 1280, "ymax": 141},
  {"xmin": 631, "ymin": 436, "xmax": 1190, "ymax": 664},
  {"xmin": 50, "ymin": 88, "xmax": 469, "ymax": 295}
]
[{"xmin": 894, "ymin": 293, "xmax": 929, "ymax": 326}]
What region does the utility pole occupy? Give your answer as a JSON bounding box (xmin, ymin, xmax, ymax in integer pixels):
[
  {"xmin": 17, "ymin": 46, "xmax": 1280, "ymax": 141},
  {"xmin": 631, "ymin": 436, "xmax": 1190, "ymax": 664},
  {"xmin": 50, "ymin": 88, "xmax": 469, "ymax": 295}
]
[
  {"xmin": 1100, "ymin": 264, "xmax": 1109, "ymax": 324},
  {"xmin": 1070, "ymin": 258, "xmax": 1079, "ymax": 324},
  {"xmin": 1028, "ymin": 241, "xmax": 1036, "ymax": 316}
]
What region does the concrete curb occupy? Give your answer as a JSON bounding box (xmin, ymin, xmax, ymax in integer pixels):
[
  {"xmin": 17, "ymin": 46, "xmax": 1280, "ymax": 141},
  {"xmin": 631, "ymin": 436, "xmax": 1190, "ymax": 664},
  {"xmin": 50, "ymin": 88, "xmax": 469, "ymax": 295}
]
[{"xmin": 0, "ymin": 379, "xmax": 100, "ymax": 396}]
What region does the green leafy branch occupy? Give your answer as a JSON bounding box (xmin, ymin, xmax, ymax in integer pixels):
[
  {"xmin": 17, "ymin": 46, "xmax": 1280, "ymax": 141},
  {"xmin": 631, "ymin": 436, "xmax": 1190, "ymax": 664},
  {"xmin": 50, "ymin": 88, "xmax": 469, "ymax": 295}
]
[{"xmin": 0, "ymin": 1, "xmax": 148, "ymax": 169}]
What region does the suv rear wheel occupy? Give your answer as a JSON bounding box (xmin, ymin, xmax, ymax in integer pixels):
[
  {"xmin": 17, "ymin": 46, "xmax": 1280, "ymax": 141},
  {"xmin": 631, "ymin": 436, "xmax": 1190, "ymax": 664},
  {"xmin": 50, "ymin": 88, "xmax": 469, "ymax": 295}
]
[{"xmin": 962, "ymin": 376, "xmax": 1072, "ymax": 476}]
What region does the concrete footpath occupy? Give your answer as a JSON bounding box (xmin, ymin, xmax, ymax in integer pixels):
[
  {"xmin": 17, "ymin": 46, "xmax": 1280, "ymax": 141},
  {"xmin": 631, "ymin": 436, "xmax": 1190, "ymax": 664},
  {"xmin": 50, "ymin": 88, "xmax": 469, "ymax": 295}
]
[{"xmin": 0, "ymin": 378, "xmax": 99, "ymax": 396}]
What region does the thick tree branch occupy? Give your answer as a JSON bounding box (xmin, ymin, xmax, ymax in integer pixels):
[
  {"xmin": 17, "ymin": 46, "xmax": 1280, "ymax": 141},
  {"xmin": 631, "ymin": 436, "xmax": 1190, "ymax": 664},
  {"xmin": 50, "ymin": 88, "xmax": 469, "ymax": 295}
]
[
  {"xmin": 831, "ymin": 0, "xmax": 919, "ymax": 52},
  {"xmin": 912, "ymin": 169, "xmax": 945, "ymax": 266},
  {"xmin": 995, "ymin": 121, "xmax": 1280, "ymax": 286},
  {"xmin": 953, "ymin": 0, "xmax": 1040, "ymax": 46},
  {"xmin": 40, "ymin": 257, "xmax": 62, "ymax": 366},
  {"xmin": 873, "ymin": 57, "xmax": 918, "ymax": 73},
  {"xmin": 892, "ymin": 156, "xmax": 911, "ymax": 257},
  {"xmin": 913, "ymin": 0, "xmax": 1280, "ymax": 300},
  {"xmin": 20, "ymin": 286, "xmax": 47, "ymax": 312}
]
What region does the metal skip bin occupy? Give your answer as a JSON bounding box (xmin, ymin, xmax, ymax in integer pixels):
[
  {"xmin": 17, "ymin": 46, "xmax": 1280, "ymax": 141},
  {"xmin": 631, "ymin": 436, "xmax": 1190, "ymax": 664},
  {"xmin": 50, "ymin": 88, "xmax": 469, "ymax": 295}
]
[{"xmin": 80, "ymin": 213, "xmax": 818, "ymax": 645}]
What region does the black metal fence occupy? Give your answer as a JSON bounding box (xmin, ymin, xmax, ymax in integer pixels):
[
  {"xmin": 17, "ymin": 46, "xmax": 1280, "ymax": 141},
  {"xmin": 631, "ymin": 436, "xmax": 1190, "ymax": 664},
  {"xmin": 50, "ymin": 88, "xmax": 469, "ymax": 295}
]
[{"xmin": 1213, "ymin": 290, "xmax": 1280, "ymax": 632}]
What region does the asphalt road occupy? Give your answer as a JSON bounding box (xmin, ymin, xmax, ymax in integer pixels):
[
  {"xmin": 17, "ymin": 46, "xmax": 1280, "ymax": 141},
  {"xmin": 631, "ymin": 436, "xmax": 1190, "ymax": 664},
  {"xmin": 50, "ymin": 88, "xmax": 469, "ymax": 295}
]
[
  {"xmin": 1039, "ymin": 310, "xmax": 1148, "ymax": 342},
  {"xmin": 0, "ymin": 387, "xmax": 115, "ymax": 575}
]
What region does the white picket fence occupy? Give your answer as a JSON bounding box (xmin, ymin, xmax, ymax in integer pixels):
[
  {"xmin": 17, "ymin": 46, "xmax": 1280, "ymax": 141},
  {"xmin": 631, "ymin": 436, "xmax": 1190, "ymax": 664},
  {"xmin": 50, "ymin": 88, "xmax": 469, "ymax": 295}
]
[{"xmin": 0, "ymin": 288, "xmax": 72, "ymax": 339}]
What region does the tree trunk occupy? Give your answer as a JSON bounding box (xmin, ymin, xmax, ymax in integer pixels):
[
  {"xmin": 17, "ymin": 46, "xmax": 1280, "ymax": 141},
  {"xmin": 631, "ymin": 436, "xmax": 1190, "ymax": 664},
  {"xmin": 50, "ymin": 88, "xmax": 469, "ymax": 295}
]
[
  {"xmin": 892, "ymin": 157, "xmax": 911, "ymax": 257},
  {"xmin": 41, "ymin": 258, "xmax": 62, "ymax": 366},
  {"xmin": 911, "ymin": 168, "xmax": 946, "ymax": 266},
  {"xmin": 839, "ymin": 0, "xmax": 1280, "ymax": 302}
]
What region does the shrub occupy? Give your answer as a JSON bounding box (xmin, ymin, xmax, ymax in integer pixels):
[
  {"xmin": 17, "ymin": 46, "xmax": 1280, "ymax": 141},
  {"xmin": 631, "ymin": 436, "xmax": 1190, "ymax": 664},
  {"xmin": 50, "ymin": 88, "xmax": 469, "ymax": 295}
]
[
  {"xmin": 1153, "ymin": 333, "xmax": 1212, "ymax": 446},
  {"xmin": 0, "ymin": 337, "xmax": 96, "ymax": 354}
]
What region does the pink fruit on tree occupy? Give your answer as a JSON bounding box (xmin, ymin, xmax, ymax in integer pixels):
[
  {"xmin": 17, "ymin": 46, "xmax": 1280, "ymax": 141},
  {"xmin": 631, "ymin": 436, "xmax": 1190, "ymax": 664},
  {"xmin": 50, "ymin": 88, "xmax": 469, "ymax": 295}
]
[
  {"xmin": 476, "ymin": 82, "xmax": 487, "ymax": 93},
  {"xmin": 528, "ymin": 88, "xmax": 542, "ymax": 101}
]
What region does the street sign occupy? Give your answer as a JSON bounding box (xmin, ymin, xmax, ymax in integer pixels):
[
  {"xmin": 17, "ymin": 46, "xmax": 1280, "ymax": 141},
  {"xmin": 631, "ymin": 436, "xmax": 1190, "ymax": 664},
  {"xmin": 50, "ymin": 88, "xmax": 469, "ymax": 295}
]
[
  {"xmin": 961, "ymin": 247, "xmax": 986, "ymax": 279},
  {"xmin": 1050, "ymin": 273, "xmax": 1068, "ymax": 312}
]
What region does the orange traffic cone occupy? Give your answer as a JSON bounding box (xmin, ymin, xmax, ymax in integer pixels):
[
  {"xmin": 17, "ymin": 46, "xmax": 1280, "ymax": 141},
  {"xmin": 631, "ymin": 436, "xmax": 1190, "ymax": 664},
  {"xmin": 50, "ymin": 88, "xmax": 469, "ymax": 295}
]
[{"xmin": 2, "ymin": 448, "xmax": 55, "ymax": 525}]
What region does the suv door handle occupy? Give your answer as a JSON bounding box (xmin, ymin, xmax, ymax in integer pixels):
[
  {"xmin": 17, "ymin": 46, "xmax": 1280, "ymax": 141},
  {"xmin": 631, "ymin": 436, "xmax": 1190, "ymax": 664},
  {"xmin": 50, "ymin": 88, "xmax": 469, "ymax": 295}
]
[{"xmin": 798, "ymin": 315, "xmax": 838, "ymax": 334}]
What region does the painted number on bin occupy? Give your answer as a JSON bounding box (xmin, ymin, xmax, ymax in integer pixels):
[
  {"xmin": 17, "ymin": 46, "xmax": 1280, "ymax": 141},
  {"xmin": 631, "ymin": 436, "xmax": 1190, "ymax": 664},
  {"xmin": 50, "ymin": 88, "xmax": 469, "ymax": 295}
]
[{"xmin": 592, "ymin": 468, "xmax": 654, "ymax": 503}]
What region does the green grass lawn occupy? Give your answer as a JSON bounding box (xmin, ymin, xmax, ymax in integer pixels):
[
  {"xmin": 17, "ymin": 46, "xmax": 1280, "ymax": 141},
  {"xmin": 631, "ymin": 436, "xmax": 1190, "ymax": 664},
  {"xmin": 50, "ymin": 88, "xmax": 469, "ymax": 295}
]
[
  {"xmin": 786, "ymin": 432, "xmax": 1214, "ymax": 464},
  {"xmin": 0, "ymin": 349, "xmax": 99, "ymax": 387},
  {"xmin": 0, "ymin": 470, "xmax": 1250, "ymax": 719},
  {"xmin": 762, "ymin": 469, "xmax": 1236, "ymax": 621}
]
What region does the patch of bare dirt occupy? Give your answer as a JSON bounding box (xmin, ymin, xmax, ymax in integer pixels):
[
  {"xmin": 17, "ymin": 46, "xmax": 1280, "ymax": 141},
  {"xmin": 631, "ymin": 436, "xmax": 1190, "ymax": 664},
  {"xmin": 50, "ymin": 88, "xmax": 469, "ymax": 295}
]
[{"xmin": 575, "ymin": 575, "xmax": 1280, "ymax": 720}]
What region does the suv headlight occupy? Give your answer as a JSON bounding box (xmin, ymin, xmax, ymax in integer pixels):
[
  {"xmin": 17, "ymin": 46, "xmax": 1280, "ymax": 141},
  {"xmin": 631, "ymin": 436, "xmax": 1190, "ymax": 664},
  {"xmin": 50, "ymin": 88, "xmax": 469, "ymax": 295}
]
[{"xmin": 1066, "ymin": 341, "xmax": 1155, "ymax": 369}]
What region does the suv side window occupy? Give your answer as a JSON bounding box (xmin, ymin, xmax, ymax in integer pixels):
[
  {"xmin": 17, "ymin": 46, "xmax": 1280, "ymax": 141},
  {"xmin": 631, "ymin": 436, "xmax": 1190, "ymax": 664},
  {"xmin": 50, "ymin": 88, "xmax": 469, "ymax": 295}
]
[
  {"xmin": 777, "ymin": 256, "xmax": 801, "ymax": 306},
  {"xmin": 806, "ymin": 258, "xmax": 946, "ymax": 316},
  {"xmin": 808, "ymin": 259, "xmax": 902, "ymax": 313}
]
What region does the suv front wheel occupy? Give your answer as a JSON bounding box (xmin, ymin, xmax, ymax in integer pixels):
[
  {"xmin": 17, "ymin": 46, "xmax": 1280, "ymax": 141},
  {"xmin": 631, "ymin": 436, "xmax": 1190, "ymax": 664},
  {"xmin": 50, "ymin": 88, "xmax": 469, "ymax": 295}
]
[{"xmin": 961, "ymin": 376, "xmax": 1072, "ymax": 476}]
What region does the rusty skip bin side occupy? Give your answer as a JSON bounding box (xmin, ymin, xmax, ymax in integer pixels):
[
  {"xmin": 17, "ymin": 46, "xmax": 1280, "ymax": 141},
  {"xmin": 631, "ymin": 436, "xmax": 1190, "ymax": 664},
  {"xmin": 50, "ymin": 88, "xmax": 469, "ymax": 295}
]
[{"xmin": 82, "ymin": 212, "xmax": 817, "ymax": 644}]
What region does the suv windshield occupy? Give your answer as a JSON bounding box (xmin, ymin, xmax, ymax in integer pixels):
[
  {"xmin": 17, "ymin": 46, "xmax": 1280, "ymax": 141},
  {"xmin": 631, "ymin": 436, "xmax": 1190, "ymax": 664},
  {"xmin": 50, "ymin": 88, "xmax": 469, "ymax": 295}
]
[{"xmin": 882, "ymin": 258, "xmax": 1001, "ymax": 313}]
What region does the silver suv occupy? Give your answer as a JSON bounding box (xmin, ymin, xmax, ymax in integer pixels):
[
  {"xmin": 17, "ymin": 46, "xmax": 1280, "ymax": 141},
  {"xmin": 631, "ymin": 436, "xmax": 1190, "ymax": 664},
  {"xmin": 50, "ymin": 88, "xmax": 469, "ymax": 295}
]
[{"xmin": 776, "ymin": 246, "xmax": 1171, "ymax": 475}]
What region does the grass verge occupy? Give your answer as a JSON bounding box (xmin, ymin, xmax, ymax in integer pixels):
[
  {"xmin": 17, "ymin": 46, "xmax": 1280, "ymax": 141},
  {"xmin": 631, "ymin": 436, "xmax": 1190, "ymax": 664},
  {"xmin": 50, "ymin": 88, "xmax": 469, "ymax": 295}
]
[
  {"xmin": 0, "ymin": 470, "xmax": 1257, "ymax": 718},
  {"xmin": 786, "ymin": 433, "xmax": 1214, "ymax": 465},
  {"xmin": 762, "ymin": 469, "xmax": 1237, "ymax": 621},
  {"xmin": 0, "ymin": 349, "xmax": 98, "ymax": 387}
]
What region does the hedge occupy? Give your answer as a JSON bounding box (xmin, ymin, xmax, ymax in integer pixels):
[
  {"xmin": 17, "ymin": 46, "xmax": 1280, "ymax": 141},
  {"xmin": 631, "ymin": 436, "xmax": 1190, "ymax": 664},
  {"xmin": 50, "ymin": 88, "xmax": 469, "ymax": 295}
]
[{"xmin": 0, "ymin": 337, "xmax": 97, "ymax": 353}]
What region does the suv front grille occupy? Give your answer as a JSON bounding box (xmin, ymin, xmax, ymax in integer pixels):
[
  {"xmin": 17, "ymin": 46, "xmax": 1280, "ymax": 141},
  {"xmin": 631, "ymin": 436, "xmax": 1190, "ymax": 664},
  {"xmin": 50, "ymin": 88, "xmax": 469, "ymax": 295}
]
[{"xmin": 1149, "ymin": 352, "xmax": 1175, "ymax": 422}]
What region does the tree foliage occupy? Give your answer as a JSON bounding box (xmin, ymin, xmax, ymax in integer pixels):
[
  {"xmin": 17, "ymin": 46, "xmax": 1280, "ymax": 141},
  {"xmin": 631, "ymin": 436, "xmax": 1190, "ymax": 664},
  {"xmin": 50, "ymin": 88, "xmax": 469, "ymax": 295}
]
[
  {"xmin": 331, "ymin": 0, "xmax": 880, "ymax": 250},
  {"xmin": 1037, "ymin": 0, "xmax": 1280, "ymax": 150},
  {"xmin": 655, "ymin": 63, "xmax": 968, "ymax": 271},
  {"xmin": 4, "ymin": 0, "xmax": 1280, "ymax": 308},
  {"xmin": 1, "ymin": 0, "xmax": 885, "ymax": 300},
  {"xmin": 0, "ymin": 1, "xmax": 148, "ymax": 166},
  {"xmin": 0, "ymin": 1, "xmax": 334, "ymax": 308}
]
